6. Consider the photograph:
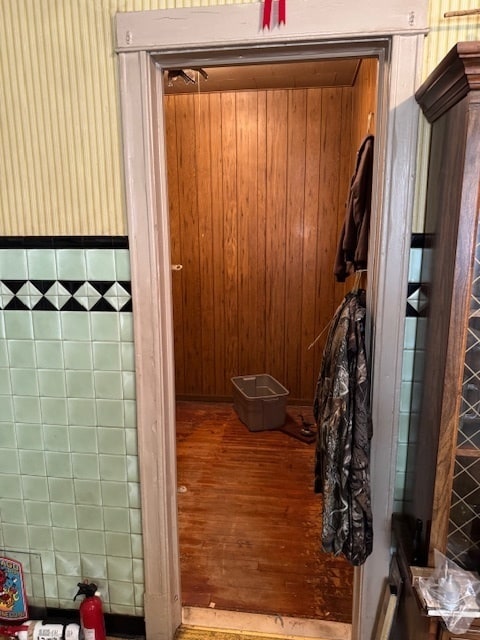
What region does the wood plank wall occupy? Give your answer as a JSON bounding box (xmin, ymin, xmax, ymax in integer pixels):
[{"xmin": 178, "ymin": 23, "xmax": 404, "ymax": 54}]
[
  {"xmin": 351, "ymin": 58, "xmax": 378, "ymax": 151},
  {"xmin": 164, "ymin": 60, "xmax": 377, "ymax": 401}
]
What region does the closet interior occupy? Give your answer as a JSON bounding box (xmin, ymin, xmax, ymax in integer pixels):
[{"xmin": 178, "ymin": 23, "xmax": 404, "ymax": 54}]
[{"xmin": 163, "ymin": 56, "xmax": 378, "ymax": 623}]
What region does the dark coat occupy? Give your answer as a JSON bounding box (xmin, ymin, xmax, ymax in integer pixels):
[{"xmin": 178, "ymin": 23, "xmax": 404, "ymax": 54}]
[{"xmin": 334, "ymin": 135, "xmax": 374, "ymax": 282}]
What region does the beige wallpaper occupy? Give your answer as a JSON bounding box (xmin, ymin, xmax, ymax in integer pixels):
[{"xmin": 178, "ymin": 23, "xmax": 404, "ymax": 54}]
[
  {"xmin": 412, "ymin": 1, "xmax": 480, "ymax": 232},
  {"xmin": 0, "ymin": 0, "xmax": 254, "ymax": 236},
  {"xmin": 0, "ymin": 0, "xmax": 479, "ymax": 236}
]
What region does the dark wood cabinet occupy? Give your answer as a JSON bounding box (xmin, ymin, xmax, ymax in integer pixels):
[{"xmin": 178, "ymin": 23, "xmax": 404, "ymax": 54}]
[
  {"xmin": 413, "ymin": 41, "xmax": 480, "ymax": 573},
  {"xmin": 399, "ymin": 41, "xmax": 480, "ymax": 640}
]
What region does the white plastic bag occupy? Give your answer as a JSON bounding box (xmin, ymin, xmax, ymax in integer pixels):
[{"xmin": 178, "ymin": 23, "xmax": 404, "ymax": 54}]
[{"xmin": 417, "ymin": 550, "xmax": 480, "ymax": 634}]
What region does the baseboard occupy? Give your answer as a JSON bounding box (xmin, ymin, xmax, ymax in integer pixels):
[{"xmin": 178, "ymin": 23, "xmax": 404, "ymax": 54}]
[{"xmin": 182, "ymin": 606, "xmax": 351, "ymax": 640}]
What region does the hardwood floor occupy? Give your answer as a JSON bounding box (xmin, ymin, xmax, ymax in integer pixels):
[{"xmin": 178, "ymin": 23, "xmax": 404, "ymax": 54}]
[{"xmin": 176, "ymin": 401, "xmax": 353, "ymax": 623}]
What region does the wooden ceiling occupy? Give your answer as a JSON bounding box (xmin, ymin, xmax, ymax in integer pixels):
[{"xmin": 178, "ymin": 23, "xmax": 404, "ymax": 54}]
[{"xmin": 163, "ymin": 58, "xmax": 362, "ymax": 94}]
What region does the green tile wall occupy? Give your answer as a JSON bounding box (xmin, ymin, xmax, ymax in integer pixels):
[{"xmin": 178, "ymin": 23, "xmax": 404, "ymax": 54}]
[
  {"xmin": 0, "ymin": 248, "xmax": 143, "ymax": 616},
  {"xmin": 1, "ymin": 242, "xmax": 422, "ymax": 609},
  {"xmin": 395, "ymin": 243, "xmax": 429, "ymax": 513}
]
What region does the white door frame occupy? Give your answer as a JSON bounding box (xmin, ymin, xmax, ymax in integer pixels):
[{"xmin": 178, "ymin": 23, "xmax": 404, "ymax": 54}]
[{"xmin": 115, "ymin": 4, "xmax": 427, "ymax": 639}]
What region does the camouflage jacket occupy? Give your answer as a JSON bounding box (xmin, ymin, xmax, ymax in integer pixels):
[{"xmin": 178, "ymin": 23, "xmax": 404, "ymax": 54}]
[{"xmin": 313, "ymin": 291, "xmax": 373, "ymax": 566}]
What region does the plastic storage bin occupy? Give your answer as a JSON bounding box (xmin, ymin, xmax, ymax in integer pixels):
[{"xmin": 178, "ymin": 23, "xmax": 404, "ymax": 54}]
[{"xmin": 231, "ymin": 374, "xmax": 289, "ymax": 431}]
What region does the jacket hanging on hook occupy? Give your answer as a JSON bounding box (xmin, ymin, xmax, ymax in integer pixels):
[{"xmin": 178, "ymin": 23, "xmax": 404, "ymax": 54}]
[
  {"xmin": 334, "ymin": 135, "xmax": 374, "ymax": 282},
  {"xmin": 313, "ymin": 289, "xmax": 373, "ymax": 566}
]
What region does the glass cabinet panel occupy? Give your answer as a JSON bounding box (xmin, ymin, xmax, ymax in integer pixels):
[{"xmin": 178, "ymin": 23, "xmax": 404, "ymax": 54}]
[{"xmin": 449, "ymin": 226, "xmax": 480, "ymax": 570}]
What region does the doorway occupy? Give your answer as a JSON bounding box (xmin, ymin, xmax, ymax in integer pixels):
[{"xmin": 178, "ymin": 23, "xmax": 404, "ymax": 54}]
[
  {"xmin": 164, "ymin": 58, "xmax": 377, "ymax": 402},
  {"xmin": 115, "ymin": 5, "xmax": 427, "ymax": 638},
  {"xmin": 163, "ymin": 56, "xmax": 378, "ymax": 628}
]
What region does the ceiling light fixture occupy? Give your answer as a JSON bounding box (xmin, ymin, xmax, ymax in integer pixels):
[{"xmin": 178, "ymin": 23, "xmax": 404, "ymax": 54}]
[{"xmin": 166, "ymin": 68, "xmax": 208, "ymax": 87}]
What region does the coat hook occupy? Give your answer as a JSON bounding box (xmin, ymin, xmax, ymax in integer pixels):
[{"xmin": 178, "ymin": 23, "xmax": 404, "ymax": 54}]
[{"xmin": 367, "ymin": 111, "xmax": 374, "ymax": 134}]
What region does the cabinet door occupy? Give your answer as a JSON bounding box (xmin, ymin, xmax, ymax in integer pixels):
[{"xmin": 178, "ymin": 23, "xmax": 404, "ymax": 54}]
[
  {"xmin": 447, "ymin": 224, "xmax": 480, "ymax": 571},
  {"xmin": 413, "ymin": 39, "xmax": 480, "ymax": 573},
  {"xmin": 424, "ymin": 97, "xmax": 480, "ymax": 565}
]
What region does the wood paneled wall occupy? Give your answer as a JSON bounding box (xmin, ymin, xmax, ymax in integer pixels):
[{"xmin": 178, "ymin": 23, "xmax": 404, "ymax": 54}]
[
  {"xmin": 165, "ymin": 67, "xmax": 376, "ymax": 401},
  {"xmin": 352, "ymin": 58, "xmax": 378, "ymax": 150}
]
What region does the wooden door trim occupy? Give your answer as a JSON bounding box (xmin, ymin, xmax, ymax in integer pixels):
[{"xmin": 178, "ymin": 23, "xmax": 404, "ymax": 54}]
[
  {"xmin": 116, "ymin": 7, "xmax": 427, "ymax": 640},
  {"xmin": 117, "ymin": 49, "xmax": 181, "ymax": 640},
  {"xmin": 115, "ymin": 0, "xmax": 427, "ymax": 52}
]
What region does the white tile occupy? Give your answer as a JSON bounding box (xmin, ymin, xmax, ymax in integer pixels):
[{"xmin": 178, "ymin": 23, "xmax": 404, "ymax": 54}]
[
  {"xmin": 399, "ymin": 381, "xmax": 412, "ymax": 413},
  {"xmin": 407, "ymin": 286, "xmax": 428, "ymax": 313},
  {"xmin": 0, "ymin": 283, "xmax": 14, "ymax": 308},
  {"xmin": 73, "ymin": 283, "xmax": 102, "ymax": 311},
  {"xmin": 0, "ymin": 250, "xmax": 27, "ymax": 279},
  {"xmin": 401, "ymin": 349, "xmax": 414, "ymax": 381},
  {"xmin": 86, "ymin": 250, "xmax": 116, "ymax": 280},
  {"xmin": 396, "ymin": 443, "xmax": 408, "ymax": 472},
  {"xmin": 397, "ymin": 413, "xmax": 411, "ymax": 443},
  {"xmin": 104, "ymin": 283, "xmax": 131, "ymax": 311},
  {"xmin": 91, "ymin": 314, "xmax": 120, "ymax": 341},
  {"xmin": 44, "ymin": 282, "xmax": 72, "ymax": 310},
  {"xmin": 403, "ymin": 317, "xmax": 418, "ymax": 349},
  {"xmin": 33, "ymin": 312, "xmax": 62, "ymax": 340},
  {"xmin": 408, "ymin": 248, "xmax": 423, "ymax": 283},
  {"xmin": 81, "ymin": 554, "xmax": 107, "ymax": 580},
  {"xmin": 56, "ymin": 250, "xmax": 86, "ymax": 280},
  {"xmin": 394, "ymin": 473, "xmax": 406, "ymax": 501},
  {"xmin": 119, "ymin": 313, "xmax": 133, "ymax": 341},
  {"xmin": 27, "ymin": 250, "xmax": 57, "ymax": 279},
  {"xmin": 115, "ymin": 250, "xmax": 131, "ymax": 281},
  {"xmin": 17, "ymin": 282, "xmax": 43, "ymax": 309},
  {"xmin": 5, "ymin": 312, "xmax": 33, "ymax": 339}
]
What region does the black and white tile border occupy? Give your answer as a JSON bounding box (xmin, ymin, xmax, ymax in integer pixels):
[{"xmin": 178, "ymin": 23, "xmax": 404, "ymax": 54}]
[
  {"xmin": 0, "ymin": 280, "xmax": 132, "ymax": 312},
  {"xmin": 406, "ymin": 233, "xmax": 431, "ymax": 318},
  {"xmin": 0, "ymin": 237, "xmax": 132, "ymax": 312},
  {"xmin": 0, "ymin": 234, "xmax": 429, "ymax": 315}
]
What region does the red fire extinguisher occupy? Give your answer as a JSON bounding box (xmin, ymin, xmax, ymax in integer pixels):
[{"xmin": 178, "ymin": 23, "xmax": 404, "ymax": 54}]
[{"xmin": 74, "ymin": 581, "xmax": 106, "ymax": 640}]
